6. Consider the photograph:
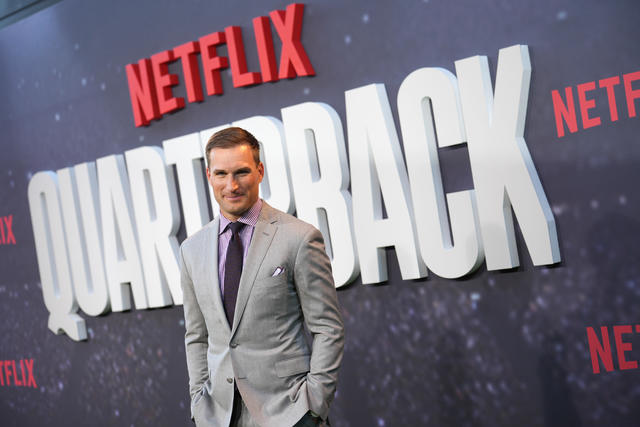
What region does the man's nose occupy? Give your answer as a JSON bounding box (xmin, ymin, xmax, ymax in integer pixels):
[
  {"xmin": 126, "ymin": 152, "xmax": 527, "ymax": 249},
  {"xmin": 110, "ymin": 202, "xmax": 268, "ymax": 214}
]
[{"xmin": 226, "ymin": 175, "xmax": 239, "ymax": 191}]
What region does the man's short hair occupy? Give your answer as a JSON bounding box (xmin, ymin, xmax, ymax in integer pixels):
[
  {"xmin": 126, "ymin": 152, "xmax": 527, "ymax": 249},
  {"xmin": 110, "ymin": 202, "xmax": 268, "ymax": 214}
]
[{"xmin": 205, "ymin": 127, "xmax": 261, "ymax": 168}]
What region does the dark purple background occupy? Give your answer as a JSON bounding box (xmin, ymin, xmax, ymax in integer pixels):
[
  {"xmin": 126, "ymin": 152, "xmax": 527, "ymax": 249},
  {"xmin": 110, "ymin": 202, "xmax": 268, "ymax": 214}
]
[{"xmin": 1, "ymin": 0, "xmax": 639, "ymax": 425}]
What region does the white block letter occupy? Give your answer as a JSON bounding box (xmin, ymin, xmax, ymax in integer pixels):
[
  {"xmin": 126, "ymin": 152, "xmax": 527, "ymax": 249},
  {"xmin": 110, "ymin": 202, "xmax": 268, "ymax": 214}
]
[
  {"xmin": 126, "ymin": 146, "xmax": 182, "ymax": 307},
  {"xmin": 455, "ymin": 45, "xmax": 560, "ymax": 269},
  {"xmin": 97, "ymin": 154, "xmax": 148, "ymax": 311},
  {"xmin": 398, "ymin": 67, "xmax": 483, "ymax": 278},
  {"xmin": 164, "ymin": 133, "xmax": 210, "ymax": 237},
  {"xmin": 282, "ymin": 102, "xmax": 359, "ymax": 287},
  {"xmin": 58, "ymin": 165, "xmax": 110, "ymax": 316},
  {"xmin": 346, "ymin": 84, "xmax": 427, "ymax": 284},
  {"xmin": 27, "ymin": 171, "xmax": 87, "ymax": 341}
]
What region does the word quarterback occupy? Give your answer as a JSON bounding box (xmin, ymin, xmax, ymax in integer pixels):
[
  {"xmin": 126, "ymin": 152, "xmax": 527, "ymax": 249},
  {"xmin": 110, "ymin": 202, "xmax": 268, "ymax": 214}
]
[{"xmin": 28, "ymin": 45, "xmax": 560, "ymax": 341}]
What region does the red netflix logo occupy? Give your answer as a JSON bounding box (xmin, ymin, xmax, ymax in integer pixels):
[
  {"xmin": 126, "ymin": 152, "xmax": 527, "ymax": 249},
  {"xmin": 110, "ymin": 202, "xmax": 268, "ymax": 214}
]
[
  {"xmin": 0, "ymin": 215, "xmax": 16, "ymax": 245},
  {"xmin": 551, "ymin": 70, "xmax": 640, "ymax": 138},
  {"xmin": 0, "ymin": 359, "xmax": 37, "ymax": 388},
  {"xmin": 586, "ymin": 325, "xmax": 640, "ymax": 374},
  {"xmin": 126, "ymin": 3, "xmax": 315, "ymax": 127}
]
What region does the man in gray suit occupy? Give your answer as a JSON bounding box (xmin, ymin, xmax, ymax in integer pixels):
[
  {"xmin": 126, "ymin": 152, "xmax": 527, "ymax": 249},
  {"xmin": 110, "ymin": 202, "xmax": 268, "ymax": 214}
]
[{"xmin": 179, "ymin": 127, "xmax": 345, "ymax": 427}]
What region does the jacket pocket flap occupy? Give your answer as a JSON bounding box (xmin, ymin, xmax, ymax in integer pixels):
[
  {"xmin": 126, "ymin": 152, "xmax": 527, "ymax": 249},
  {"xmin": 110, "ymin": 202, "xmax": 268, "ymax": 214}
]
[{"xmin": 275, "ymin": 355, "xmax": 310, "ymax": 378}]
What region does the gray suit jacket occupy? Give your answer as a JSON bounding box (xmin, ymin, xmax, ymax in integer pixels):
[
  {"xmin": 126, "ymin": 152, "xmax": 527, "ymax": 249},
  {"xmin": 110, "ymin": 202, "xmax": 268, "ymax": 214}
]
[{"xmin": 180, "ymin": 202, "xmax": 345, "ymax": 427}]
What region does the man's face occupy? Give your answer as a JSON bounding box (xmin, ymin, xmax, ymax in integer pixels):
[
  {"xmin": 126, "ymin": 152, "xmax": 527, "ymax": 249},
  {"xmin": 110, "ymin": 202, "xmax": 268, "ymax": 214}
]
[{"xmin": 207, "ymin": 144, "xmax": 264, "ymax": 221}]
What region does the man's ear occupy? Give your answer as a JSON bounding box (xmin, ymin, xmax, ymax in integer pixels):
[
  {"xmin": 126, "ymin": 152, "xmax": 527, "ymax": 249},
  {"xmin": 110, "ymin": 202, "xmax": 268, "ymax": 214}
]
[
  {"xmin": 205, "ymin": 166, "xmax": 215, "ymax": 187},
  {"xmin": 257, "ymin": 162, "xmax": 265, "ymax": 180}
]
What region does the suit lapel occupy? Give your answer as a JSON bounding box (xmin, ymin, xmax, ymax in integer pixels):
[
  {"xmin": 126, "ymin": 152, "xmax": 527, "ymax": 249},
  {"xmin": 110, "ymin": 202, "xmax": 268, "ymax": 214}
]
[
  {"xmin": 231, "ymin": 204, "xmax": 278, "ymax": 336},
  {"xmin": 202, "ymin": 216, "xmax": 231, "ymax": 336}
]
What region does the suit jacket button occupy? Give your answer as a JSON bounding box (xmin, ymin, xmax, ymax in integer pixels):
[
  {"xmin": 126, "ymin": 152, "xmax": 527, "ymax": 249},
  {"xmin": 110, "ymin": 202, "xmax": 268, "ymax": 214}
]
[
  {"xmin": 227, "ymin": 377, "xmax": 233, "ymax": 384},
  {"xmin": 230, "ymin": 342, "xmax": 238, "ymax": 348}
]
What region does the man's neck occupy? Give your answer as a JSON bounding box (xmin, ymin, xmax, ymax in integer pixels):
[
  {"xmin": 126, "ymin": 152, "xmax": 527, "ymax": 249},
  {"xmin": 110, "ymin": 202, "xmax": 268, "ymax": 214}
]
[{"xmin": 219, "ymin": 199, "xmax": 263, "ymax": 227}]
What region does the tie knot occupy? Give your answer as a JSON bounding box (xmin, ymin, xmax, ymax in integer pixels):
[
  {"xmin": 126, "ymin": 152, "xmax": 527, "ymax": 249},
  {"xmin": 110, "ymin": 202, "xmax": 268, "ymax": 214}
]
[{"xmin": 229, "ymin": 221, "xmax": 244, "ymax": 235}]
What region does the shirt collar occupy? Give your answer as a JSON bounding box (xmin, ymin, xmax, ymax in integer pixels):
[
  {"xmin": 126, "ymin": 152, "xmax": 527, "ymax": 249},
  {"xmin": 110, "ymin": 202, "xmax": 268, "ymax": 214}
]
[{"xmin": 219, "ymin": 199, "xmax": 263, "ymax": 234}]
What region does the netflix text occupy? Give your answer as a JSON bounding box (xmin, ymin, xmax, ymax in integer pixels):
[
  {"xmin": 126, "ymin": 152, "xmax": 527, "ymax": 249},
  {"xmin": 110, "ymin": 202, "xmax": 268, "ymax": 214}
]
[
  {"xmin": 0, "ymin": 215, "xmax": 16, "ymax": 245},
  {"xmin": 0, "ymin": 359, "xmax": 37, "ymax": 388},
  {"xmin": 586, "ymin": 325, "xmax": 640, "ymax": 374},
  {"xmin": 551, "ymin": 70, "xmax": 640, "ymax": 138},
  {"xmin": 126, "ymin": 3, "xmax": 314, "ymax": 127}
]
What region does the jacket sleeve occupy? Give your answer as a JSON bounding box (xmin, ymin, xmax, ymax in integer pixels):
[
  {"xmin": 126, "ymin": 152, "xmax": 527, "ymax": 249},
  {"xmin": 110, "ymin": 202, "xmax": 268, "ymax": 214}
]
[
  {"xmin": 180, "ymin": 243, "xmax": 209, "ymax": 416},
  {"xmin": 293, "ymin": 227, "xmax": 345, "ymax": 420}
]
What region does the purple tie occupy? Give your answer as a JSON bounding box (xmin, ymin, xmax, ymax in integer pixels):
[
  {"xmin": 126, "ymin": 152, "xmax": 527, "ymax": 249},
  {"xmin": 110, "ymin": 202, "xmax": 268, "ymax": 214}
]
[{"xmin": 224, "ymin": 221, "xmax": 245, "ymax": 326}]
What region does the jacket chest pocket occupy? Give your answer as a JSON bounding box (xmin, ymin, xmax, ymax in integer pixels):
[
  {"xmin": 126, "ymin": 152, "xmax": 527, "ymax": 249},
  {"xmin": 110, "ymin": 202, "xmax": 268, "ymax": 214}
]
[
  {"xmin": 255, "ymin": 272, "xmax": 288, "ymax": 289},
  {"xmin": 248, "ymin": 274, "xmax": 291, "ymax": 318}
]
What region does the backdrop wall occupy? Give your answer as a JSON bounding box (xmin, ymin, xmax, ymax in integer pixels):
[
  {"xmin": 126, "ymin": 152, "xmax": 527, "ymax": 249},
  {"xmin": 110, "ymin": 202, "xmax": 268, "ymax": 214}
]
[{"xmin": 1, "ymin": 1, "xmax": 639, "ymax": 426}]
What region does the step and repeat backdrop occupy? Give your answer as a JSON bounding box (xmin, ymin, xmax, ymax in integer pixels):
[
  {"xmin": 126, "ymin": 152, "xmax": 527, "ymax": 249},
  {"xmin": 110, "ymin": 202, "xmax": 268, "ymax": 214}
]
[{"xmin": 1, "ymin": 0, "xmax": 639, "ymax": 425}]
